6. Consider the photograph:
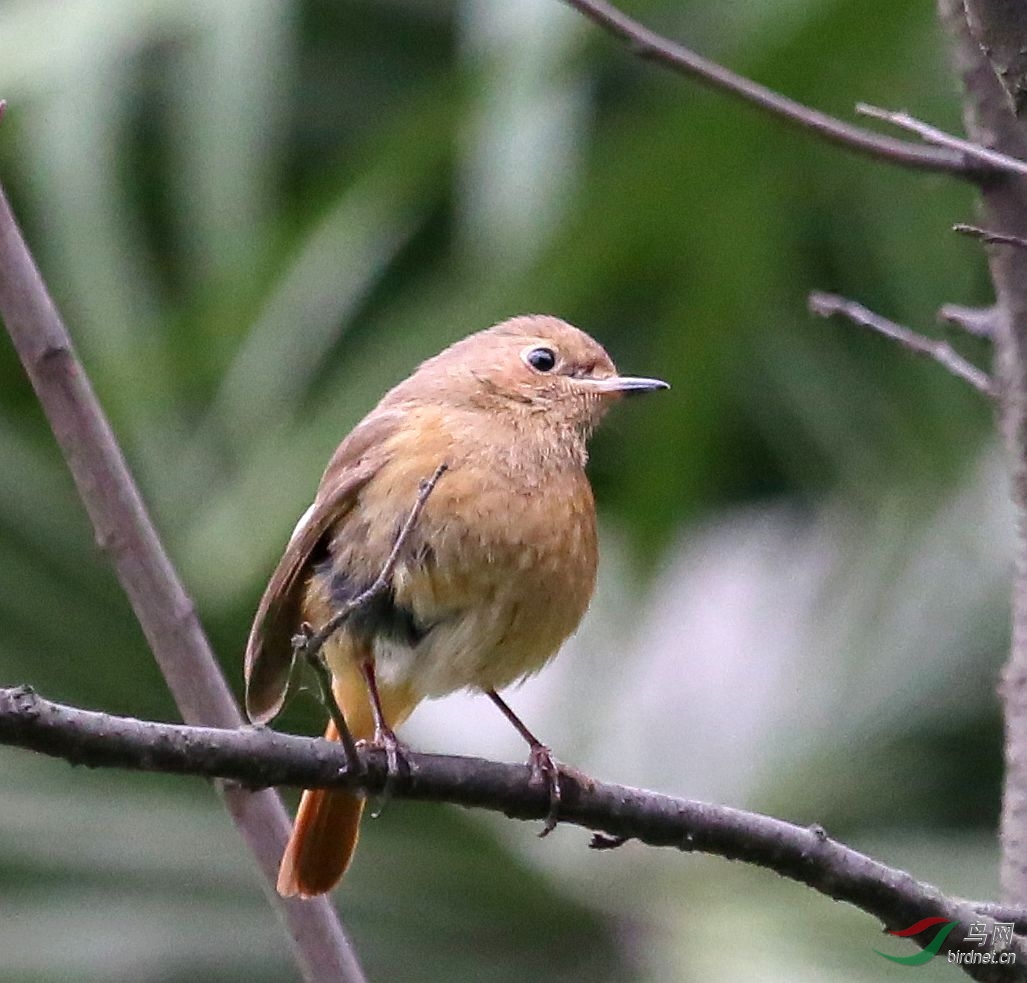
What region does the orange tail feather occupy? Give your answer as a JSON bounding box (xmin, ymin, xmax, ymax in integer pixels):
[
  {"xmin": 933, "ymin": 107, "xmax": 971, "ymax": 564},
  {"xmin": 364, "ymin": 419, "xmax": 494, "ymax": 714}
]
[
  {"xmin": 277, "ymin": 720, "xmax": 365, "ymax": 898},
  {"xmin": 277, "ymin": 667, "xmax": 417, "ymax": 898}
]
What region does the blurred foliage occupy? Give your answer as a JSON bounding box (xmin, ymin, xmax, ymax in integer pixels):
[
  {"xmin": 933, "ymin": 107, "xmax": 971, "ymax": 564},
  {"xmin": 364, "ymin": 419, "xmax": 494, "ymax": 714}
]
[{"xmin": 0, "ymin": 0, "xmax": 1006, "ymax": 980}]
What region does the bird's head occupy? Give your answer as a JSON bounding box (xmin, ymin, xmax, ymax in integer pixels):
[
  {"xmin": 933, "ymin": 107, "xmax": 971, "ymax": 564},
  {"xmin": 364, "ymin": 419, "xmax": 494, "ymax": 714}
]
[{"xmin": 402, "ymin": 315, "xmax": 668, "ymax": 448}]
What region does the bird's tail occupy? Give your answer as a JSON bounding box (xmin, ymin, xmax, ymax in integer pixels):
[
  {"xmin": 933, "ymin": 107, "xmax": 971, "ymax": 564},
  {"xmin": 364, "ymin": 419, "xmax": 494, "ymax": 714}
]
[{"xmin": 277, "ymin": 662, "xmax": 417, "ymax": 898}]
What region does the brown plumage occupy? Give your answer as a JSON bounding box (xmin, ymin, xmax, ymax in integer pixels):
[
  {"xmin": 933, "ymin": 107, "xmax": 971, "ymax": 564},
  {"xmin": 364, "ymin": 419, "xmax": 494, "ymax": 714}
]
[{"xmin": 244, "ymin": 314, "xmax": 667, "ymax": 897}]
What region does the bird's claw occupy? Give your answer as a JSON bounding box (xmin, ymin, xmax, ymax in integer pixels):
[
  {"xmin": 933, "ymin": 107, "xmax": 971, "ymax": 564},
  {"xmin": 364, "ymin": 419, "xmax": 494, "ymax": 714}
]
[
  {"xmin": 366, "ymin": 727, "xmax": 409, "ymax": 818},
  {"xmin": 527, "ymin": 743, "xmax": 561, "ymax": 836}
]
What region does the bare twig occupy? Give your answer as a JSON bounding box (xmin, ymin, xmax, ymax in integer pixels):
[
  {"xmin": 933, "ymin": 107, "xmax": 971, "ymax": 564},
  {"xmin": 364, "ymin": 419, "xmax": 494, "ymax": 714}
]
[
  {"xmin": 938, "ymin": 302, "xmax": 1000, "ymax": 339},
  {"xmin": 856, "ymin": 102, "xmax": 1027, "ymax": 177},
  {"xmin": 938, "ymin": 0, "xmax": 1027, "ymax": 903},
  {"xmin": 970, "ymin": 900, "xmax": 1027, "ymax": 935},
  {"xmin": 0, "ymin": 181, "xmax": 365, "ymax": 983},
  {"xmin": 808, "ymin": 291, "xmax": 996, "ymax": 397},
  {"xmin": 559, "ymin": 0, "xmax": 977, "ymax": 178},
  {"xmin": 1, "ymin": 685, "xmax": 1024, "ymax": 981},
  {"xmin": 955, "ymin": 223, "xmax": 1027, "ymax": 249},
  {"xmin": 288, "ymin": 462, "xmax": 447, "ymax": 768},
  {"xmin": 964, "ymin": 0, "xmax": 1027, "ymax": 115},
  {"xmin": 299, "ymin": 463, "xmax": 448, "ymax": 660},
  {"xmin": 298, "ymin": 635, "xmax": 363, "ymax": 769}
]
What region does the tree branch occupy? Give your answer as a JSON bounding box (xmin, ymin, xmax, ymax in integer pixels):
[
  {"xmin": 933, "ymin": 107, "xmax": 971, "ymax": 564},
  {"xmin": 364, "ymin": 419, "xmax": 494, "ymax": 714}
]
[
  {"xmin": 0, "ymin": 179, "xmax": 365, "ymax": 982},
  {"xmin": 297, "ymin": 462, "xmax": 449, "ymax": 663},
  {"xmin": 1, "ymin": 685, "xmax": 1025, "ymax": 980},
  {"xmin": 808, "ymin": 291, "xmax": 996, "ymax": 396},
  {"xmin": 560, "ymin": 0, "xmax": 981, "ymax": 179},
  {"xmin": 290, "ymin": 463, "xmax": 449, "ymax": 768},
  {"xmin": 856, "ymin": 103, "xmax": 1027, "ymax": 177},
  {"xmin": 956, "ymin": 223, "xmax": 1027, "ymax": 249},
  {"xmin": 938, "ymin": 301, "xmax": 1001, "ymax": 338},
  {"xmin": 964, "ymin": 0, "xmax": 1027, "ymax": 115},
  {"xmin": 939, "ymin": 0, "xmax": 1027, "ymax": 906}
]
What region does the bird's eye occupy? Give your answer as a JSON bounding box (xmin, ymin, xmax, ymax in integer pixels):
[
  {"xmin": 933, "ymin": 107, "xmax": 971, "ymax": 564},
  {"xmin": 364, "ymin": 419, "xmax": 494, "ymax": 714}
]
[{"xmin": 524, "ymin": 347, "xmax": 557, "ymax": 372}]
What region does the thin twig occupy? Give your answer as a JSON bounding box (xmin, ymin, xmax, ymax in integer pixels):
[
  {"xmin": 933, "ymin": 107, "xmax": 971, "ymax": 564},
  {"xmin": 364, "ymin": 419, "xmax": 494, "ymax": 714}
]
[
  {"xmin": 298, "ymin": 633, "xmax": 363, "ymax": 770},
  {"xmin": 1, "ymin": 684, "xmax": 1025, "ymax": 980},
  {"xmin": 938, "ymin": 302, "xmax": 1000, "ymax": 339},
  {"xmin": 955, "ymin": 222, "xmax": 1027, "ymax": 249},
  {"xmin": 288, "ymin": 463, "xmax": 446, "ymax": 769},
  {"xmin": 856, "ymin": 103, "xmax": 1027, "ymax": 177},
  {"xmin": 808, "ymin": 291, "xmax": 996, "ymax": 397},
  {"xmin": 0, "ymin": 180, "xmax": 365, "ymax": 983},
  {"xmin": 559, "ymin": 0, "xmax": 977, "ymax": 178},
  {"xmin": 299, "ymin": 463, "xmax": 448, "ymax": 660}
]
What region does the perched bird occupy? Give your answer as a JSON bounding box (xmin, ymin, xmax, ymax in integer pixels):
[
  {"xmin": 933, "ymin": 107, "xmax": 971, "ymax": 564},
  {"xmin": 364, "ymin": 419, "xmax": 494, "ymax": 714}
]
[{"xmin": 244, "ymin": 314, "xmax": 667, "ymax": 898}]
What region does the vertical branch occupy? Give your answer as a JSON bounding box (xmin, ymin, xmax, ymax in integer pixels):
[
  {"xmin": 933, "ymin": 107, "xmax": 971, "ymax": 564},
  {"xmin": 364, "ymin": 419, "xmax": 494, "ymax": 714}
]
[
  {"xmin": 939, "ymin": 0, "xmax": 1027, "ymax": 904},
  {"xmin": 0, "ymin": 181, "xmax": 366, "ymax": 982},
  {"xmin": 964, "ymin": 0, "xmax": 1027, "ymax": 114}
]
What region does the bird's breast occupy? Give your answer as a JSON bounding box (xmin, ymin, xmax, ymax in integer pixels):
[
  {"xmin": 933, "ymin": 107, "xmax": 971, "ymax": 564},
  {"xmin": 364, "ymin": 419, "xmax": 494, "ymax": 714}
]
[{"xmin": 316, "ymin": 434, "xmax": 599, "ymax": 698}]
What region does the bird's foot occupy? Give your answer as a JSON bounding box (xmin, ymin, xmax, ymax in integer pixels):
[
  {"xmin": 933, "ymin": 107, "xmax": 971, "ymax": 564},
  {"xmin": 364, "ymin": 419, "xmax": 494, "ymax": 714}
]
[
  {"xmin": 527, "ymin": 743, "xmax": 561, "ymax": 837},
  {"xmin": 366, "ymin": 725, "xmax": 409, "ymax": 817}
]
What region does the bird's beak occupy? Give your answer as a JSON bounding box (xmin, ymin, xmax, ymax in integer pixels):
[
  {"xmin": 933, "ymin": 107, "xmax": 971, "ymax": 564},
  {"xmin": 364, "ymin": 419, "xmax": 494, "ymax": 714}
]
[{"xmin": 578, "ymin": 374, "xmax": 670, "ymax": 396}]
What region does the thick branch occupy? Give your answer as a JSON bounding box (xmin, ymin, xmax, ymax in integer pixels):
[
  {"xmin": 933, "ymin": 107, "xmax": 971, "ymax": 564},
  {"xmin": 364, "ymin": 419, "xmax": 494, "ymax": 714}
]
[
  {"xmin": 0, "ymin": 180, "xmax": 364, "ymax": 982},
  {"xmin": 939, "ymin": 0, "xmax": 1027, "ymax": 906},
  {"xmin": 2, "ymin": 686, "xmax": 1025, "ymax": 980},
  {"xmin": 560, "ymin": 0, "xmax": 979, "ymax": 178},
  {"xmin": 964, "ymin": 0, "xmax": 1027, "ymax": 115}
]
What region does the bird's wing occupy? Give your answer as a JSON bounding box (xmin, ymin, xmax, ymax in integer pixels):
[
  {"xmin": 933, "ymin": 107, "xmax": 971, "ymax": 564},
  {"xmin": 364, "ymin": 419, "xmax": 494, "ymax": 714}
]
[{"xmin": 244, "ymin": 412, "xmax": 401, "ymax": 725}]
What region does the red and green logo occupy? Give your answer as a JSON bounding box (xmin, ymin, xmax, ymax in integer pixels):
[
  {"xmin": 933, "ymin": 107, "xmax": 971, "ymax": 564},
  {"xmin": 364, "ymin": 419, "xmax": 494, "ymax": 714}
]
[
  {"xmin": 874, "ymin": 918, "xmax": 958, "ymax": 966},
  {"xmin": 876, "ymin": 917, "xmax": 1017, "ymax": 968}
]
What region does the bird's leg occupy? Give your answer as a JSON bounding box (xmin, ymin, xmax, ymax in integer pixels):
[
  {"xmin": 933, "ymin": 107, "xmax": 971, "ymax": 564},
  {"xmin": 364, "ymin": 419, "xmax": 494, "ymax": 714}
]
[
  {"xmin": 361, "ymin": 659, "xmax": 408, "ymax": 809},
  {"xmin": 293, "ymin": 622, "xmax": 363, "ymax": 774},
  {"xmin": 487, "ymin": 689, "xmax": 561, "ymax": 836}
]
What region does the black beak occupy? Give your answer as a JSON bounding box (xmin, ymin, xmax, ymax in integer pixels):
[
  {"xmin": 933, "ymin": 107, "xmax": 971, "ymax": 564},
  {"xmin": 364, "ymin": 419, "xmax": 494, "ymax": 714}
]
[{"xmin": 581, "ymin": 374, "xmax": 670, "ymax": 396}]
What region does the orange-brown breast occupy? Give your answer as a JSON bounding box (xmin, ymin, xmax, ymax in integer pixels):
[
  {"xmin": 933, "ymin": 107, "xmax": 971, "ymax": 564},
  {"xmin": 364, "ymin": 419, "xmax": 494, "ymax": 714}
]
[{"xmin": 302, "ymin": 403, "xmax": 599, "ymax": 700}]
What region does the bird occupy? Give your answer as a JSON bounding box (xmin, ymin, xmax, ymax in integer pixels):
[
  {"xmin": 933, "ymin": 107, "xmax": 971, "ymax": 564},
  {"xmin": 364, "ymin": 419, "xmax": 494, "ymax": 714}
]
[{"xmin": 244, "ymin": 314, "xmax": 667, "ymax": 898}]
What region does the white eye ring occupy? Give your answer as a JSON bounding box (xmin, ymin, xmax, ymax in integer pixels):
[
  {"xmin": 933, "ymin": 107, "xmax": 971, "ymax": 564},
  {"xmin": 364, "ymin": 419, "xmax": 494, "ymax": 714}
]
[{"xmin": 521, "ymin": 345, "xmax": 558, "ymax": 372}]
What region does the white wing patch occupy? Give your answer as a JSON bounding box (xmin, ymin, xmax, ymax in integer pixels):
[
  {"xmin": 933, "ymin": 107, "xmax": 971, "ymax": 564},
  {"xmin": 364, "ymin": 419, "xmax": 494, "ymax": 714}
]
[{"xmin": 289, "ymin": 503, "xmax": 317, "ymax": 546}]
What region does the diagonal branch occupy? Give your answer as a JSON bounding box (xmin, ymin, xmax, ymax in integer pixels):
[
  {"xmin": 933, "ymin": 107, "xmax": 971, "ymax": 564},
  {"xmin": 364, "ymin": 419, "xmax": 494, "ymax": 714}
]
[
  {"xmin": 292, "ymin": 462, "xmax": 448, "ymax": 766},
  {"xmin": 560, "ymin": 0, "xmax": 980, "ymax": 178},
  {"xmin": 857, "ymin": 103, "xmax": 1027, "ymax": 177},
  {"xmin": 955, "ymin": 223, "xmax": 1027, "ymax": 250},
  {"xmin": 1, "ymin": 684, "xmax": 1024, "ymax": 981},
  {"xmin": 808, "ymin": 291, "xmax": 996, "ymax": 397},
  {"xmin": 938, "ymin": 301, "xmax": 1000, "ymax": 339},
  {"xmin": 0, "ymin": 179, "xmax": 365, "ymax": 983},
  {"xmin": 298, "ymin": 462, "xmax": 449, "ymax": 662}
]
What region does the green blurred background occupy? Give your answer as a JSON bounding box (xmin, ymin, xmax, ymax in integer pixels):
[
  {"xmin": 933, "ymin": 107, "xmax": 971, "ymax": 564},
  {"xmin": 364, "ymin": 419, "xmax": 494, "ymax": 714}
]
[{"xmin": 0, "ymin": 1, "xmax": 1007, "ymax": 980}]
